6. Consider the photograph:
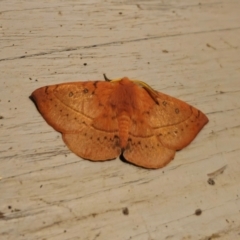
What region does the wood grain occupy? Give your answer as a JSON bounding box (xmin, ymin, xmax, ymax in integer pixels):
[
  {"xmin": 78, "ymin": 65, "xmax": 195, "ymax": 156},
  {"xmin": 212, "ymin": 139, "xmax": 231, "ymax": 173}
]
[{"xmin": 1, "ymin": 0, "xmax": 240, "ymax": 239}]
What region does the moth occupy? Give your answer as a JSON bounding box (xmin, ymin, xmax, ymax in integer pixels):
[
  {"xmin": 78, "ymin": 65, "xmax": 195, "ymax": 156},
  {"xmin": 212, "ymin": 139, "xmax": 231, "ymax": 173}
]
[{"xmin": 30, "ymin": 75, "xmax": 208, "ymax": 169}]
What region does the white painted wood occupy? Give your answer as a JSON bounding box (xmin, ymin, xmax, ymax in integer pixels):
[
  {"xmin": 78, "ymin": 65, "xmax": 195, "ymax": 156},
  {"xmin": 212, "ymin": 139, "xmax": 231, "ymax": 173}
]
[{"xmin": 1, "ymin": 0, "xmax": 240, "ymax": 239}]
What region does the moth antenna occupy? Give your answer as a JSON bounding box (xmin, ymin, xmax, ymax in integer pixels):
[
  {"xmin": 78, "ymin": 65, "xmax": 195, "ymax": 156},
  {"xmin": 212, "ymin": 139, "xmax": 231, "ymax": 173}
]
[
  {"xmin": 103, "ymin": 73, "xmax": 111, "ymax": 82},
  {"xmin": 133, "ymin": 80, "xmax": 159, "ymax": 104},
  {"xmin": 103, "ymin": 74, "xmax": 122, "ymax": 83}
]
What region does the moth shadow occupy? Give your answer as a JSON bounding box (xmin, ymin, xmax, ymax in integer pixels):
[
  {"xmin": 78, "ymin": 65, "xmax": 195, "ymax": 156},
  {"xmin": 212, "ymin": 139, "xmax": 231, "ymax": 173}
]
[
  {"xmin": 119, "ymin": 153, "xmax": 141, "ymax": 168},
  {"xmin": 29, "ymin": 95, "xmax": 38, "ymax": 108}
]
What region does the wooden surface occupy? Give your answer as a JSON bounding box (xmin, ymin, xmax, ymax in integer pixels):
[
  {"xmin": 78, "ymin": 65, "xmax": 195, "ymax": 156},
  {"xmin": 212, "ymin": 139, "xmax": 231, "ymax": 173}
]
[{"xmin": 1, "ymin": 0, "xmax": 240, "ymax": 239}]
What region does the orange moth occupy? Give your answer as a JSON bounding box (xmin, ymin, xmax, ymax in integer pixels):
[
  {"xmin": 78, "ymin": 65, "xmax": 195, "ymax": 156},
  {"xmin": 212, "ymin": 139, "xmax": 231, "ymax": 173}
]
[{"xmin": 30, "ymin": 75, "xmax": 208, "ymax": 169}]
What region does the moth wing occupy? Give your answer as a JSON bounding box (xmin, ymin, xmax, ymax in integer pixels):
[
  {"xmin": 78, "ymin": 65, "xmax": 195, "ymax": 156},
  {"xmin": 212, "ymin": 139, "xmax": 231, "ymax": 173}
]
[
  {"xmin": 124, "ymin": 87, "xmax": 208, "ymax": 168},
  {"xmin": 123, "ymin": 136, "xmax": 175, "ymax": 169},
  {"xmin": 150, "ymin": 91, "xmax": 208, "ymax": 150},
  {"xmin": 31, "ymin": 81, "xmax": 121, "ymax": 160}
]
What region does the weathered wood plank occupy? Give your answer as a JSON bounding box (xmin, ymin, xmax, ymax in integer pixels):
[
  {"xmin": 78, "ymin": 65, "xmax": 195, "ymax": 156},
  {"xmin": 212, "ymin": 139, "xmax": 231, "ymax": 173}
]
[{"xmin": 1, "ymin": 0, "xmax": 240, "ymax": 239}]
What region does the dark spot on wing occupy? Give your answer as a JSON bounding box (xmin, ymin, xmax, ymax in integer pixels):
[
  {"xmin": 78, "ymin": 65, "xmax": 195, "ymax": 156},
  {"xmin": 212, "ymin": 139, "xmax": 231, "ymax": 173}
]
[
  {"xmin": 93, "ymin": 81, "xmax": 98, "ymax": 88},
  {"xmin": 111, "ymin": 103, "xmax": 116, "ymax": 109},
  {"xmin": 83, "ymin": 88, "xmax": 88, "ymax": 93},
  {"xmin": 69, "ymin": 92, "xmax": 73, "ymax": 97},
  {"xmin": 132, "ymin": 119, "xmax": 137, "ymax": 125},
  {"xmin": 162, "ymin": 101, "xmax": 167, "ymax": 106},
  {"xmin": 144, "ymin": 111, "xmax": 150, "ymax": 115},
  {"xmin": 175, "ymin": 108, "xmax": 179, "ymax": 114}
]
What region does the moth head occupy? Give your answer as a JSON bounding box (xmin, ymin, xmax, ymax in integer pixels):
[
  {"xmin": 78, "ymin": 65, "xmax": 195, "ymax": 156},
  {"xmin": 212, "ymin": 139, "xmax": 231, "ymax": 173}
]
[{"xmin": 103, "ymin": 73, "xmax": 159, "ymax": 104}]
